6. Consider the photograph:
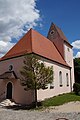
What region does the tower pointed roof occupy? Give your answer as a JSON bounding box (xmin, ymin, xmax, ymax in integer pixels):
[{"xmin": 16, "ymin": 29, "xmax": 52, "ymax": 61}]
[
  {"xmin": 47, "ymin": 23, "xmax": 72, "ymax": 59},
  {"xmin": 1, "ymin": 29, "xmax": 69, "ymax": 67},
  {"xmin": 54, "ymin": 24, "xmax": 68, "ymax": 42},
  {"xmin": 47, "ymin": 23, "xmax": 72, "ymax": 46}
]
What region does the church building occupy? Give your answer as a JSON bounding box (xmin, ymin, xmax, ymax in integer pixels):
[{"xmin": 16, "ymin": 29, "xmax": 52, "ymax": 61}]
[{"xmin": 0, "ymin": 23, "xmax": 74, "ymax": 104}]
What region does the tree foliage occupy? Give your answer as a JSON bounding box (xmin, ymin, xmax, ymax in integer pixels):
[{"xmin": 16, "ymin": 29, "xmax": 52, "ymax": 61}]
[
  {"xmin": 74, "ymin": 58, "xmax": 80, "ymax": 83},
  {"xmin": 73, "ymin": 83, "xmax": 80, "ymax": 95},
  {"xmin": 20, "ymin": 54, "xmax": 53, "ymax": 90},
  {"xmin": 20, "ymin": 54, "xmax": 54, "ymax": 107}
]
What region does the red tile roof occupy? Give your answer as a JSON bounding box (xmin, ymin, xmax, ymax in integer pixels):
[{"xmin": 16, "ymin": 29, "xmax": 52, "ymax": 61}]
[
  {"xmin": 0, "ymin": 29, "xmax": 69, "ymax": 67},
  {"xmin": 1, "ymin": 30, "xmax": 32, "ymax": 60},
  {"xmin": 47, "ymin": 23, "xmax": 72, "ymax": 59},
  {"xmin": 55, "ymin": 25, "xmax": 72, "ymax": 48},
  {"xmin": 55, "ymin": 25, "xmax": 68, "ymax": 42},
  {"xmin": 47, "ymin": 23, "xmax": 72, "ymax": 47}
]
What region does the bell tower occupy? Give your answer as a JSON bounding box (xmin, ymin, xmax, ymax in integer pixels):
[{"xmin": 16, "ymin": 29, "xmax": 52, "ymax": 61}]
[
  {"xmin": 47, "ymin": 23, "xmax": 65, "ymax": 59},
  {"xmin": 47, "ymin": 23, "xmax": 74, "ymax": 88}
]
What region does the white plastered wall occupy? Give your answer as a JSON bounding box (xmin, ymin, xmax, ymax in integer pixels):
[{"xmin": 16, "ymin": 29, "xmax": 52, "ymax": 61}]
[
  {"xmin": 0, "ymin": 54, "xmax": 73, "ymax": 103},
  {"xmin": 64, "ymin": 43, "xmax": 75, "ymax": 90},
  {"xmin": 0, "ymin": 56, "xmax": 34, "ymax": 104},
  {"xmin": 37, "ymin": 58, "xmax": 71, "ymax": 101}
]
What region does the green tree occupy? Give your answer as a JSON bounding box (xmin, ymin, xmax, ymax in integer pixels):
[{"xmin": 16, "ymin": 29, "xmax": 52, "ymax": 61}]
[
  {"xmin": 20, "ymin": 54, "xmax": 53, "ymax": 107},
  {"xmin": 74, "ymin": 58, "xmax": 80, "ymax": 83}
]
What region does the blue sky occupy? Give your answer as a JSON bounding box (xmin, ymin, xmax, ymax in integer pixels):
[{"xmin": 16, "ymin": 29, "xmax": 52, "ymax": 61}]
[
  {"xmin": 36, "ymin": 0, "xmax": 80, "ymax": 41},
  {"xmin": 35, "ymin": 0, "xmax": 80, "ymax": 57},
  {"xmin": 0, "ymin": 0, "xmax": 80, "ymax": 57}
]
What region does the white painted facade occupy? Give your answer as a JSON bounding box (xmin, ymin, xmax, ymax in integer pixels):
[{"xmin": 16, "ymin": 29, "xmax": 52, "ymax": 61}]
[
  {"xmin": 0, "ymin": 53, "xmax": 74, "ymax": 104},
  {"xmin": 0, "ymin": 25, "xmax": 75, "ymax": 104},
  {"xmin": 64, "ymin": 43, "xmax": 74, "ymax": 90},
  {"xmin": 38, "ymin": 58, "xmax": 71, "ymax": 100}
]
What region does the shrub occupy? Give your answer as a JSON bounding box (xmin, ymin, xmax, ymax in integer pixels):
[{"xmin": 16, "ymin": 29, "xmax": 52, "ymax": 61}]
[{"xmin": 73, "ymin": 83, "xmax": 80, "ymax": 95}]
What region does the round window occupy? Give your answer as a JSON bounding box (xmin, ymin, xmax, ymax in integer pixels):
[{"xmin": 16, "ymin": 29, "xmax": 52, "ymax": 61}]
[{"xmin": 50, "ymin": 30, "xmax": 55, "ymax": 35}]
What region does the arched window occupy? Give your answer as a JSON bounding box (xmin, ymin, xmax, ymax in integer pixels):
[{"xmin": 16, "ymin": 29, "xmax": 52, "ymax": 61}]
[
  {"xmin": 59, "ymin": 71, "xmax": 63, "ymax": 87},
  {"xmin": 66, "ymin": 73, "xmax": 69, "ymax": 86}
]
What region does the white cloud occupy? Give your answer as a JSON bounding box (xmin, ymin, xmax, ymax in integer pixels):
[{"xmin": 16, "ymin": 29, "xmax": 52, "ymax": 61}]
[
  {"xmin": 0, "ymin": 0, "xmax": 40, "ymax": 57},
  {"xmin": 74, "ymin": 52, "xmax": 80, "ymax": 58},
  {"xmin": 71, "ymin": 40, "xmax": 80, "ymax": 49}
]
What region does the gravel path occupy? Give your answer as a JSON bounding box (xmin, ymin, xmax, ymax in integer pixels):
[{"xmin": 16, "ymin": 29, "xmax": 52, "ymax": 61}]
[
  {"xmin": 0, "ymin": 102, "xmax": 80, "ymax": 120},
  {"xmin": 0, "ymin": 108, "xmax": 80, "ymax": 120}
]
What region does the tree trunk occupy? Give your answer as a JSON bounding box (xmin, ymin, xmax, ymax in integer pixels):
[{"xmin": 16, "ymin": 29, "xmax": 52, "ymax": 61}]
[{"xmin": 34, "ymin": 82, "xmax": 37, "ymax": 108}]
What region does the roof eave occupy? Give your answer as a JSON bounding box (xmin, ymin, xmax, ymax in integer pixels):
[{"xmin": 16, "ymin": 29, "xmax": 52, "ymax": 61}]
[{"xmin": 64, "ymin": 41, "xmax": 73, "ymax": 48}]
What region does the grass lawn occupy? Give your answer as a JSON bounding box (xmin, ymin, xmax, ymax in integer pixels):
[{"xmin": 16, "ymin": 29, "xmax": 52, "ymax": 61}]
[{"xmin": 42, "ymin": 92, "xmax": 80, "ymax": 107}]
